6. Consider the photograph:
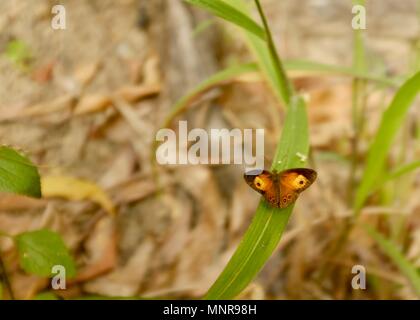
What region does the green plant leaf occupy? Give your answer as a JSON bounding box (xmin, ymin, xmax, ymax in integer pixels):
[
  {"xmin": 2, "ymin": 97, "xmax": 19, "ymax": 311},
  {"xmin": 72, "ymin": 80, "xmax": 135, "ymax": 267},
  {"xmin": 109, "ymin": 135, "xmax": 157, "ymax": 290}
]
[
  {"xmin": 185, "ymin": 0, "xmax": 265, "ymax": 40},
  {"xmin": 0, "ymin": 146, "xmax": 41, "ymax": 198},
  {"xmin": 15, "ymin": 229, "xmax": 76, "ymax": 278},
  {"xmin": 205, "ymin": 96, "xmax": 309, "ymax": 299},
  {"xmin": 354, "ymin": 71, "xmax": 420, "ymax": 212},
  {"xmin": 364, "ymin": 224, "xmax": 420, "ymax": 296}
]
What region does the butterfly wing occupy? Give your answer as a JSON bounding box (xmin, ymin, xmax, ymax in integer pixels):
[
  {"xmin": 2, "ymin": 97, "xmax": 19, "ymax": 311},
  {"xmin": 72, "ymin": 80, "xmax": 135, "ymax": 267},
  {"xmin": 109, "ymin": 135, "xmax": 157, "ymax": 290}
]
[
  {"xmin": 262, "ymin": 182, "xmax": 280, "ymax": 207},
  {"xmin": 278, "ymin": 181, "xmax": 298, "ymax": 208},
  {"xmin": 244, "ymin": 170, "xmax": 270, "ymax": 192},
  {"xmin": 278, "ymin": 168, "xmax": 317, "ymax": 208},
  {"xmin": 244, "ymin": 170, "xmax": 279, "ymax": 207}
]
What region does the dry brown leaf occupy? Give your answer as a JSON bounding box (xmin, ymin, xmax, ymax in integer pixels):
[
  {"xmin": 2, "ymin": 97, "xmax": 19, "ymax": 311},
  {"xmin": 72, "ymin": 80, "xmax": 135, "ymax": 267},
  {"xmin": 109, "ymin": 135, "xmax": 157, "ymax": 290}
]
[
  {"xmin": 111, "ymin": 177, "xmax": 156, "ymax": 204},
  {"xmin": 73, "ymin": 62, "xmax": 101, "ymax": 88},
  {"xmin": 0, "ymin": 194, "xmax": 47, "ymax": 211},
  {"xmin": 114, "ymin": 83, "xmax": 160, "ymax": 103},
  {"xmin": 73, "ymin": 84, "xmax": 160, "ymax": 115},
  {"xmin": 171, "ymin": 166, "xmax": 227, "ymax": 295},
  {"xmin": 73, "ymin": 216, "xmax": 117, "ymax": 283},
  {"xmin": 142, "ymin": 54, "xmax": 161, "ymax": 85},
  {"xmin": 305, "ymin": 80, "xmax": 352, "ymax": 147},
  {"xmin": 73, "ymin": 94, "xmax": 111, "ymax": 115},
  {"xmin": 11, "ymin": 273, "xmax": 49, "ymax": 300},
  {"xmin": 83, "ymin": 238, "xmax": 155, "ymax": 297},
  {"xmin": 157, "ymin": 193, "xmax": 192, "ymax": 266},
  {"xmin": 229, "ymin": 181, "xmax": 258, "ymax": 234},
  {"xmin": 98, "ymin": 147, "xmax": 137, "ymax": 189},
  {"xmin": 41, "ymin": 175, "xmax": 116, "ymax": 216},
  {"xmin": 0, "ymin": 94, "xmax": 75, "ymax": 121}
]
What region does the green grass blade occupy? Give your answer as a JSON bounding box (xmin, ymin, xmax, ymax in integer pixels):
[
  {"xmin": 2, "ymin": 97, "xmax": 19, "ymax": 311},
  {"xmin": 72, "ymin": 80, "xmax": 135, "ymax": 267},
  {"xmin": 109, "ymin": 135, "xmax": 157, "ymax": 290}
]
[
  {"xmin": 364, "ymin": 224, "xmax": 420, "ymax": 296},
  {"xmin": 205, "ymin": 96, "xmax": 309, "ymax": 299},
  {"xmin": 163, "ymin": 62, "xmax": 259, "ymax": 128},
  {"xmin": 0, "ymin": 146, "xmax": 41, "ymax": 198},
  {"xmin": 247, "ymin": 34, "xmax": 286, "ymax": 105},
  {"xmin": 354, "ymin": 71, "xmax": 420, "ymax": 212},
  {"xmin": 183, "ymin": 0, "xmax": 309, "ymax": 300},
  {"xmin": 253, "ymin": 0, "xmax": 293, "ymax": 105},
  {"xmin": 220, "ymin": 0, "xmax": 290, "ymax": 106},
  {"xmin": 284, "ymin": 59, "xmax": 399, "ymax": 87},
  {"xmin": 188, "ymin": 0, "xmax": 290, "ymax": 105},
  {"xmin": 162, "ymin": 59, "xmax": 399, "ymax": 131},
  {"xmin": 163, "ymin": 59, "xmax": 399, "ymax": 129},
  {"xmin": 385, "ymin": 160, "xmax": 420, "ymax": 181},
  {"xmin": 368, "ymin": 160, "xmax": 420, "ymax": 195},
  {"xmin": 192, "ymin": 19, "xmax": 216, "ymax": 38},
  {"xmin": 352, "ymin": 0, "xmax": 367, "ymax": 73},
  {"xmin": 185, "ymin": 0, "xmax": 265, "ymax": 40}
]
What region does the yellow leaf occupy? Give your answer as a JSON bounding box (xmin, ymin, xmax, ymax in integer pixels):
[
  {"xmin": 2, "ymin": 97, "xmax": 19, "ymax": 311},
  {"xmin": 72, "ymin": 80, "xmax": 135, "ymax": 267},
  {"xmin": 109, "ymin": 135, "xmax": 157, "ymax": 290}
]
[{"xmin": 41, "ymin": 176, "xmax": 116, "ymax": 216}]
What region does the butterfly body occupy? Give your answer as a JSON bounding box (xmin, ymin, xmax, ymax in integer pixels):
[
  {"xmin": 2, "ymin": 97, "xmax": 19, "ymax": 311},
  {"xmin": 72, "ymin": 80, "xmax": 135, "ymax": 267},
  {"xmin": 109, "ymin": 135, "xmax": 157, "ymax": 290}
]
[{"xmin": 244, "ymin": 168, "xmax": 317, "ymax": 208}]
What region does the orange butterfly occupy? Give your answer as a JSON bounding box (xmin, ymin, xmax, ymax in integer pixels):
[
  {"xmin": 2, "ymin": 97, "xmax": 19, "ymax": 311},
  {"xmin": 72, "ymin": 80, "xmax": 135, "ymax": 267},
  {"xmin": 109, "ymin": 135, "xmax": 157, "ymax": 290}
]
[{"xmin": 244, "ymin": 168, "xmax": 317, "ymax": 208}]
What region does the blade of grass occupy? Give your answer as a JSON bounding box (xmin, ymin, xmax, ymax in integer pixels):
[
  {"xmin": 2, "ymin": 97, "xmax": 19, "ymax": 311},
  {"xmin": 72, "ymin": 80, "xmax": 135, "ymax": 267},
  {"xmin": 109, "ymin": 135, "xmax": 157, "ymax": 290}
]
[
  {"xmin": 352, "ymin": 0, "xmax": 367, "ymax": 72},
  {"xmin": 205, "ymin": 96, "xmax": 309, "ymax": 299},
  {"xmin": 224, "ymin": 0, "xmax": 292, "ymax": 106},
  {"xmin": 349, "ymin": 0, "xmax": 367, "ymax": 204},
  {"xmin": 366, "ymin": 160, "xmax": 420, "ymax": 196},
  {"xmin": 284, "ymin": 59, "xmax": 399, "ymax": 87},
  {"xmin": 184, "ymin": 0, "xmax": 309, "ymax": 299},
  {"xmin": 185, "ymin": 0, "xmax": 266, "ymax": 40},
  {"xmin": 384, "ymin": 160, "xmax": 420, "ymax": 181},
  {"xmin": 163, "ymin": 59, "xmax": 399, "ymax": 130},
  {"xmin": 364, "ymin": 224, "xmax": 420, "ymax": 296},
  {"xmin": 185, "ymin": 0, "xmax": 399, "ymax": 107},
  {"xmin": 354, "ymin": 71, "xmax": 420, "ymax": 213},
  {"xmin": 188, "ymin": 0, "xmax": 291, "ymax": 106},
  {"xmin": 192, "ymin": 19, "xmax": 216, "ymax": 38},
  {"xmin": 162, "ymin": 62, "xmax": 259, "ymax": 128},
  {"xmin": 253, "ymin": 0, "xmax": 293, "ymax": 105}
]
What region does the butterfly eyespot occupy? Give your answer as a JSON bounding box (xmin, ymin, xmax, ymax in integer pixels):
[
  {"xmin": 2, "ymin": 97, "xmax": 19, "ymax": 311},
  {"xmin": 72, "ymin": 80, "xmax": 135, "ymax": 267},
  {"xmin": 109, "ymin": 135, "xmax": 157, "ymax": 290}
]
[
  {"xmin": 286, "ymin": 194, "xmax": 292, "ymax": 200},
  {"xmin": 254, "ymin": 176, "xmax": 265, "ymax": 190},
  {"xmin": 293, "ymin": 175, "xmax": 309, "ymax": 189},
  {"xmin": 282, "ymin": 198, "xmax": 287, "ymax": 203}
]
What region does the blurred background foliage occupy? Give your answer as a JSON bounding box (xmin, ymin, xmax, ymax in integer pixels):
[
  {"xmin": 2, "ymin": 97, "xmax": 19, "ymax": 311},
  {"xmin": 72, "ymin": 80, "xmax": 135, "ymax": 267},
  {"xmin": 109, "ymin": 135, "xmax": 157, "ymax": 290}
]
[{"xmin": 0, "ymin": 0, "xmax": 419, "ymax": 299}]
